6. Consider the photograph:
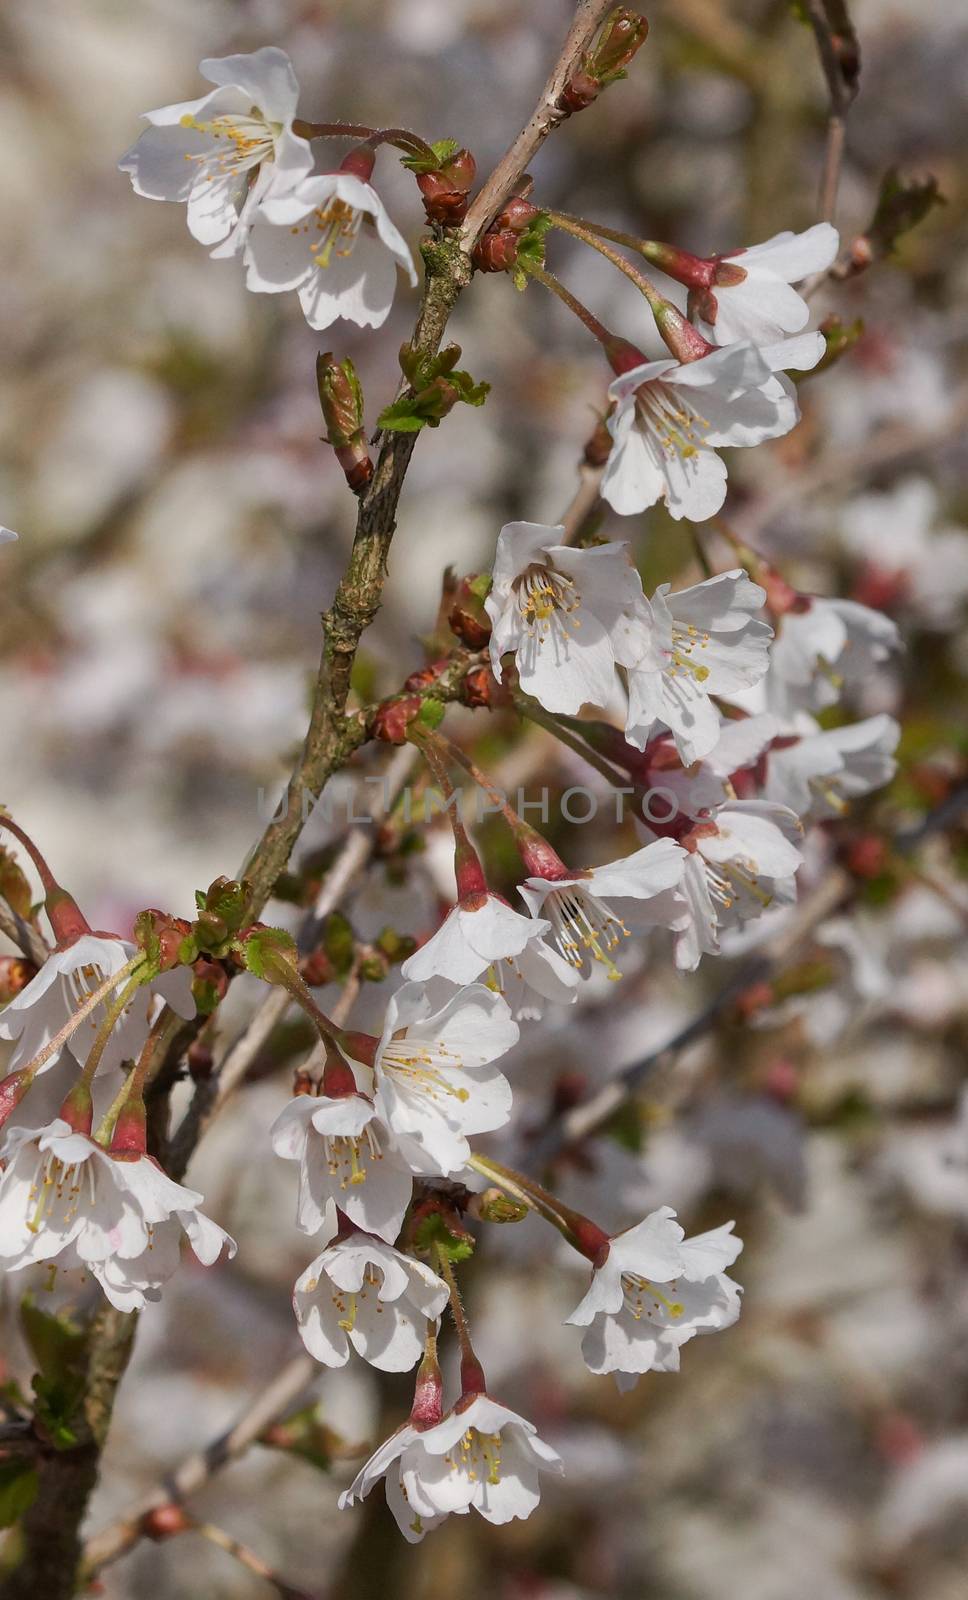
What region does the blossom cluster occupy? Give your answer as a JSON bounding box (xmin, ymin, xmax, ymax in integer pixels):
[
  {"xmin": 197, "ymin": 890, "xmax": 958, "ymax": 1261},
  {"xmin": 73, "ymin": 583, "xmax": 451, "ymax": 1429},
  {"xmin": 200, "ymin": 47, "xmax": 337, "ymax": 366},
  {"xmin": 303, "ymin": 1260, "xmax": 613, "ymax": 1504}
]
[{"xmin": 0, "ymin": 31, "xmax": 916, "ymax": 1559}]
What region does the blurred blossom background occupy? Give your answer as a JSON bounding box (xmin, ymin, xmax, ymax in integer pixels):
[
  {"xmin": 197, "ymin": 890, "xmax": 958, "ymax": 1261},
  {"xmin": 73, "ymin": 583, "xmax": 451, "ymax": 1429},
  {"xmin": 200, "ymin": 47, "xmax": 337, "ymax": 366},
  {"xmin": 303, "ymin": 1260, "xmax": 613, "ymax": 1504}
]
[{"xmin": 2, "ymin": 1, "xmax": 968, "ymax": 1597}]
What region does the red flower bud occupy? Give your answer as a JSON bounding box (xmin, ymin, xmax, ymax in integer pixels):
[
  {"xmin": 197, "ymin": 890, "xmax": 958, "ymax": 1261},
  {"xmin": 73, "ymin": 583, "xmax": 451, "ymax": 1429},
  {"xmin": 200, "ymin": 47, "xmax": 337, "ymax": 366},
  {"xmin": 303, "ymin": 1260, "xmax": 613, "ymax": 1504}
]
[
  {"xmin": 142, "ymin": 1504, "xmax": 192, "ymax": 1541},
  {"xmin": 370, "ymin": 695, "xmax": 423, "ymax": 744},
  {"xmin": 448, "ymin": 577, "xmax": 492, "ymax": 649},
  {"xmin": 299, "ymin": 950, "xmax": 335, "ymax": 987},
  {"xmin": 472, "ymin": 228, "xmax": 519, "ymax": 273},
  {"xmin": 459, "ymin": 664, "xmax": 508, "ymax": 709}
]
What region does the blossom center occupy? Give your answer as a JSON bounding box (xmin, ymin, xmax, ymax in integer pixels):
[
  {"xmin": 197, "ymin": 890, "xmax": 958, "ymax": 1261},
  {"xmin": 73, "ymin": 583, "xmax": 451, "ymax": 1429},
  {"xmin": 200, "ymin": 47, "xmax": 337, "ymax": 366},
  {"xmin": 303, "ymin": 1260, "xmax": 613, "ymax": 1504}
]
[
  {"xmin": 380, "ymin": 1041, "xmax": 471, "ymax": 1103},
  {"xmin": 622, "ymin": 1271, "xmax": 684, "ymax": 1322},
  {"xmin": 179, "ymin": 111, "xmax": 278, "ymax": 175},
  {"xmin": 636, "ymin": 381, "xmax": 711, "ymax": 461},
  {"xmin": 665, "ymin": 621, "xmax": 711, "ymax": 683},
  {"xmin": 27, "ymin": 1151, "xmax": 95, "ymax": 1235},
  {"xmin": 443, "ymin": 1428, "xmax": 503, "ymax": 1487},
  {"xmin": 544, "ymin": 886, "xmax": 628, "ymax": 980},
  {"xmin": 513, "ymin": 563, "xmax": 581, "ymax": 641},
  {"xmin": 701, "ymin": 855, "xmax": 772, "ymax": 912},
  {"xmin": 294, "ymin": 201, "xmax": 363, "ymax": 269},
  {"xmin": 323, "ymin": 1127, "xmax": 383, "ymax": 1189}
]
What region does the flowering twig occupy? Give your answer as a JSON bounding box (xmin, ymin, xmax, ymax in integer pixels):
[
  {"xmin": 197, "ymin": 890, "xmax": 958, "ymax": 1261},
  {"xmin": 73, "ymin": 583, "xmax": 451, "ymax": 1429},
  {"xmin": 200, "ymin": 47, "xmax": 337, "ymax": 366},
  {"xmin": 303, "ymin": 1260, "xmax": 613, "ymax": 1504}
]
[{"xmin": 802, "ymin": 0, "xmax": 860, "ymax": 222}]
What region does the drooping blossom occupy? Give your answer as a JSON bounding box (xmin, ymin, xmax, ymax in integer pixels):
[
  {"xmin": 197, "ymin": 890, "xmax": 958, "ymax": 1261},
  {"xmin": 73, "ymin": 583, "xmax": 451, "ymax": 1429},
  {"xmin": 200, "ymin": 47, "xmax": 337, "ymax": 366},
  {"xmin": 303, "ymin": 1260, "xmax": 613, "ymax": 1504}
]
[
  {"xmin": 624, "ymin": 570, "xmax": 773, "ymax": 764},
  {"xmin": 691, "ymin": 224, "xmax": 839, "ymax": 346},
  {"xmin": 841, "ymin": 477, "xmax": 968, "ymax": 627},
  {"xmin": 339, "ymin": 1394, "xmax": 563, "ymax": 1541},
  {"xmin": 294, "ymin": 1231, "xmax": 449, "ymax": 1372},
  {"xmin": 767, "ymin": 595, "xmax": 901, "ymax": 716},
  {"xmin": 517, "ymin": 839, "xmax": 688, "ymax": 982},
  {"xmin": 243, "ymin": 169, "xmax": 417, "ymax": 330},
  {"xmin": 401, "ymin": 892, "xmax": 554, "ymax": 987},
  {"xmin": 567, "ymin": 1205, "xmax": 742, "ymax": 1387},
  {"xmin": 649, "ymin": 799, "xmax": 804, "ymax": 970},
  {"xmin": 485, "ymin": 521, "xmax": 647, "ymax": 715},
  {"xmin": 118, "ymin": 48, "xmax": 314, "ymax": 252},
  {"xmin": 762, "ymin": 714, "xmax": 900, "ymax": 821},
  {"xmin": 344, "ymin": 982, "xmax": 519, "ymax": 1179},
  {"xmin": 0, "ymin": 935, "xmax": 196, "ymax": 1081},
  {"xmin": 0, "ymin": 1120, "xmax": 235, "ymax": 1312},
  {"xmin": 601, "ymin": 334, "xmax": 824, "ymax": 522},
  {"xmin": 270, "ymin": 1090, "xmax": 413, "ymax": 1244}
]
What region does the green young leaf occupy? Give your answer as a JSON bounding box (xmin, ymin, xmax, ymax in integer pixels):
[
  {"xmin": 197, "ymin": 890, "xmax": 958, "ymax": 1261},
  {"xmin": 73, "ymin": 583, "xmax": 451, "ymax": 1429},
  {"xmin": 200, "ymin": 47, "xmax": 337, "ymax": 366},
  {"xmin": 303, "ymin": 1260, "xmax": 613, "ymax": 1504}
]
[
  {"xmin": 376, "ymin": 397, "xmax": 427, "ymax": 433},
  {"xmin": 413, "ymin": 1211, "xmax": 475, "ymax": 1263},
  {"xmin": 511, "ymin": 212, "xmax": 553, "ymax": 290},
  {"xmin": 240, "ymin": 926, "xmax": 299, "ymax": 981},
  {"xmin": 0, "ymin": 1461, "xmax": 39, "ymax": 1530},
  {"xmin": 399, "ymin": 137, "xmax": 460, "ymax": 174}
]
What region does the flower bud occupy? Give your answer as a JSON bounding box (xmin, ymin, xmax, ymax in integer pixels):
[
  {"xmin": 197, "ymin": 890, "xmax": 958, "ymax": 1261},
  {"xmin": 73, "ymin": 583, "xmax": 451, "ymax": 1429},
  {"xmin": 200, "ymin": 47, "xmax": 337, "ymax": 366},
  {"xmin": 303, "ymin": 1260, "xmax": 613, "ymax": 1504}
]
[
  {"xmin": 316, "ymin": 352, "xmax": 372, "ymax": 495},
  {"xmin": 417, "ymin": 148, "xmax": 476, "ymax": 225},
  {"xmin": 448, "ymin": 576, "xmax": 492, "ymax": 649},
  {"xmin": 472, "ymin": 227, "xmax": 520, "ymax": 273},
  {"xmin": 370, "ymin": 694, "xmax": 423, "ymax": 744},
  {"xmin": 559, "ymin": 9, "xmax": 649, "ymax": 114},
  {"xmin": 299, "ymin": 950, "xmax": 335, "ymax": 987},
  {"xmin": 583, "ymin": 408, "xmax": 615, "ymax": 467},
  {"xmin": 142, "ymin": 1504, "xmax": 192, "ymax": 1542},
  {"xmin": 493, "ymin": 197, "xmax": 541, "ymax": 234},
  {"xmin": 459, "ymin": 664, "xmax": 509, "ymax": 709}
]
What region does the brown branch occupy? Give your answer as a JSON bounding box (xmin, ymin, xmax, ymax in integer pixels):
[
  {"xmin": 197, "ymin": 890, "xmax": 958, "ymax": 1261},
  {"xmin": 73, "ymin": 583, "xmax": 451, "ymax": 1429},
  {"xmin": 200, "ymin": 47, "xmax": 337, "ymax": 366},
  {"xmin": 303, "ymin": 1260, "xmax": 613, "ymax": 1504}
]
[
  {"xmin": 461, "ymin": 0, "xmax": 619, "ymax": 245},
  {"xmin": 4, "ymin": 16, "xmax": 644, "ymax": 1594},
  {"xmin": 81, "ymin": 1350, "xmax": 318, "ymax": 1578},
  {"xmin": 0, "ymin": 894, "xmax": 49, "ymax": 966},
  {"xmin": 802, "ymin": 0, "xmax": 860, "ymax": 222}
]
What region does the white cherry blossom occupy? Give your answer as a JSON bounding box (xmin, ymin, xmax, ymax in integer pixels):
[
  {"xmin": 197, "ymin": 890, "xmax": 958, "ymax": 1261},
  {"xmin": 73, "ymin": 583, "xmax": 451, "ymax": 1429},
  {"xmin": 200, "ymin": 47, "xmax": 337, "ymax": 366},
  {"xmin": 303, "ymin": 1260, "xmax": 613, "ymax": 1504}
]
[
  {"xmin": 484, "ymin": 938, "xmax": 580, "ymax": 1022},
  {"xmin": 763, "ymin": 714, "xmax": 900, "ymax": 821},
  {"xmin": 294, "ymin": 1232, "xmax": 449, "ymax": 1371},
  {"xmin": 567, "ymin": 1205, "xmax": 742, "ymax": 1387},
  {"xmin": 270, "ymin": 1091, "xmax": 413, "ymax": 1243},
  {"xmin": 339, "ymin": 1395, "xmax": 563, "ymax": 1541},
  {"xmin": 0, "ymin": 935, "xmax": 196, "ymax": 1081},
  {"xmin": 660, "ymin": 800, "xmax": 804, "ymax": 970},
  {"xmin": 401, "ymin": 892, "xmax": 553, "ymax": 987},
  {"xmin": 768, "ymin": 596, "xmax": 901, "ymax": 715},
  {"xmin": 693, "ymin": 224, "xmax": 839, "ymax": 346},
  {"xmin": 0, "ymin": 528, "xmax": 17, "ymax": 544},
  {"xmin": 624, "ymin": 570, "xmax": 773, "ymax": 764},
  {"xmin": 842, "ymin": 477, "xmax": 968, "ymax": 627},
  {"xmin": 0, "ymin": 1120, "xmax": 234, "ymax": 1312},
  {"xmin": 350, "ymin": 982, "xmax": 519, "ymax": 1179},
  {"xmin": 243, "ymin": 172, "xmax": 417, "ymax": 331},
  {"xmin": 601, "ymin": 333, "xmax": 824, "ymax": 522},
  {"xmin": 485, "ymin": 521, "xmax": 646, "ymax": 714},
  {"xmin": 518, "ymin": 838, "xmax": 688, "ymax": 981},
  {"xmin": 119, "ymin": 48, "xmax": 314, "ymax": 252}
]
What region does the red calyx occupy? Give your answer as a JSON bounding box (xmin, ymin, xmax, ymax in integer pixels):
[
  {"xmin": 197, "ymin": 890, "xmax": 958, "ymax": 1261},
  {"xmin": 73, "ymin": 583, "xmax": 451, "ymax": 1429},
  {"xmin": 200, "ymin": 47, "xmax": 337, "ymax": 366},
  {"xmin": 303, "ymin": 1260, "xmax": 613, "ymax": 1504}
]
[
  {"xmin": 604, "ymin": 336, "xmax": 649, "ymax": 377},
  {"xmin": 459, "ymin": 664, "xmax": 509, "ymax": 710},
  {"xmin": 0, "ymin": 1068, "xmax": 33, "ymax": 1130},
  {"xmin": 110, "ymin": 1097, "xmax": 148, "ymax": 1159},
  {"xmin": 339, "ymin": 145, "xmax": 376, "ymax": 183},
  {"xmin": 58, "ymin": 1080, "xmax": 94, "ymax": 1136}
]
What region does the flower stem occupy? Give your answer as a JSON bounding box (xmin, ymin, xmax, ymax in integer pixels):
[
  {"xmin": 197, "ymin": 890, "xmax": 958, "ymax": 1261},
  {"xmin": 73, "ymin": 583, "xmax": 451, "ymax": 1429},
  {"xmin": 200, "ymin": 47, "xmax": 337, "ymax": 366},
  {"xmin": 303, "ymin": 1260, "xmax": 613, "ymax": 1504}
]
[
  {"xmin": 94, "ymin": 1006, "xmax": 183, "ymax": 1145},
  {"xmin": 514, "ymin": 692, "xmax": 631, "ymax": 791},
  {"xmin": 548, "ymin": 211, "xmax": 664, "ymax": 310},
  {"xmin": 15, "ymin": 954, "xmax": 147, "ymax": 1089},
  {"xmin": 292, "ymin": 120, "xmax": 436, "ymax": 161},
  {"xmin": 521, "ymin": 258, "xmax": 617, "ymax": 349},
  {"xmin": 77, "ymin": 973, "xmax": 147, "ymax": 1091},
  {"xmin": 408, "ymin": 727, "xmax": 489, "ymax": 898},
  {"xmin": 434, "ymin": 1245, "xmax": 487, "ymax": 1398},
  {"xmin": 468, "ymin": 1152, "xmax": 609, "ymax": 1261},
  {"xmin": 0, "ymin": 813, "xmax": 90, "ymax": 944}
]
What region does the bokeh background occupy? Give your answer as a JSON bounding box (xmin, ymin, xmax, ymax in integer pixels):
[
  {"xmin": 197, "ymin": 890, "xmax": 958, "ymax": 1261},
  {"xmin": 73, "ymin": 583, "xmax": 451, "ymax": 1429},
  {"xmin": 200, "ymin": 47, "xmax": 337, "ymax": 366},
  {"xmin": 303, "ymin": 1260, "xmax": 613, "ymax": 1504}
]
[{"xmin": 2, "ymin": 1, "xmax": 968, "ymax": 1597}]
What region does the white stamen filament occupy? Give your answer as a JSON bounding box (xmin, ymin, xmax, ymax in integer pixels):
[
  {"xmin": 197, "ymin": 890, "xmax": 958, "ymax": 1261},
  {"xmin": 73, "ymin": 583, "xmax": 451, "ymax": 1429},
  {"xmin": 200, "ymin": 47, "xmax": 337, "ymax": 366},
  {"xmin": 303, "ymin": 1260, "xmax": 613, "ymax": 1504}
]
[
  {"xmin": 636, "ymin": 381, "xmax": 711, "ymax": 461},
  {"xmin": 179, "ymin": 110, "xmax": 278, "ymax": 177},
  {"xmin": 545, "ymin": 886, "xmax": 628, "ymax": 980},
  {"xmin": 622, "ymin": 1270, "xmax": 684, "ymax": 1322},
  {"xmin": 513, "ymin": 563, "xmax": 582, "ymax": 645},
  {"xmin": 323, "ymin": 1126, "xmax": 384, "ymax": 1189},
  {"xmin": 380, "ymin": 1041, "xmax": 470, "ymax": 1103}
]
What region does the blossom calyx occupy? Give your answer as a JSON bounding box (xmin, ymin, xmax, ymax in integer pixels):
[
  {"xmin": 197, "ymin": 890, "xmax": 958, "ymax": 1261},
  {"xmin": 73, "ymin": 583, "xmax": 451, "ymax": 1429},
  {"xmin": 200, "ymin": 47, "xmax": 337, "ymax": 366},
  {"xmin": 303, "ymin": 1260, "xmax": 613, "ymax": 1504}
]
[
  {"xmin": 317, "ymin": 352, "xmax": 373, "ymax": 495},
  {"xmin": 0, "ymin": 1068, "xmax": 34, "ymax": 1131},
  {"xmin": 558, "ymin": 10, "xmax": 649, "ymax": 114}
]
